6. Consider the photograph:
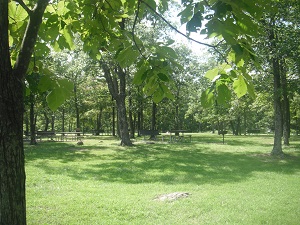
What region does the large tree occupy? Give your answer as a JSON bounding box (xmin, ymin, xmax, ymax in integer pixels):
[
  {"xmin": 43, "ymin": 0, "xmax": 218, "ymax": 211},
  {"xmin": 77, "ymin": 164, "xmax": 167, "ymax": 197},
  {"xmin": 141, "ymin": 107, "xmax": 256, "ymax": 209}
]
[{"xmin": 0, "ymin": 0, "xmax": 49, "ymax": 223}]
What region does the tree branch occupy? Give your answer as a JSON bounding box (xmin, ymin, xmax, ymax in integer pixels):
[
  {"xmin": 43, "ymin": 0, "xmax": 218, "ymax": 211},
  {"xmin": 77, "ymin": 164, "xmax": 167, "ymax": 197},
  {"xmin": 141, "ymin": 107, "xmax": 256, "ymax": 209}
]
[
  {"xmin": 140, "ymin": 0, "xmax": 215, "ymax": 48},
  {"xmin": 132, "ymin": 0, "xmax": 147, "ymax": 60},
  {"xmin": 14, "ymin": 0, "xmax": 32, "ymax": 16},
  {"xmin": 140, "ymin": 0, "xmax": 229, "ymax": 63},
  {"xmin": 13, "ymin": 0, "xmax": 49, "ymax": 79}
]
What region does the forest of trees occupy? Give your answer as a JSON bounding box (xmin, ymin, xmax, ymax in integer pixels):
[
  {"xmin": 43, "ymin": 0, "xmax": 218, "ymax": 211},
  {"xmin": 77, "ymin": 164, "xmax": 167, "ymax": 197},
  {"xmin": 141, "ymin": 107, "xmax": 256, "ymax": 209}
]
[{"xmin": 0, "ymin": 0, "xmax": 299, "ymax": 223}]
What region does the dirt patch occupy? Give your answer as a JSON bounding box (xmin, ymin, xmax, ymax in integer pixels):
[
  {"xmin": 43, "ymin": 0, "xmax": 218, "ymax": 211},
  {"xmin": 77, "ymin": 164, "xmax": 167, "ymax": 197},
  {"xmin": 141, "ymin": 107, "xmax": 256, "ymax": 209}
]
[{"xmin": 154, "ymin": 192, "xmax": 190, "ymax": 201}]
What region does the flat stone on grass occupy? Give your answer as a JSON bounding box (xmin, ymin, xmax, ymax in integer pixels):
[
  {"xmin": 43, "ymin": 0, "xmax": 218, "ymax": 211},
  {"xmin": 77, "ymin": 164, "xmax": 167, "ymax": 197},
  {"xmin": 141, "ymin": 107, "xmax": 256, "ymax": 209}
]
[{"xmin": 154, "ymin": 192, "xmax": 190, "ymax": 201}]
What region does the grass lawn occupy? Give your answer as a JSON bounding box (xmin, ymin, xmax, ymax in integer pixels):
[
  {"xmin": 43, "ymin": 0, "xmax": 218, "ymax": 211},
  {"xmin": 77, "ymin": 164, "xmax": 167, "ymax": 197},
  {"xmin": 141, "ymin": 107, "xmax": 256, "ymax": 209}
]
[{"xmin": 25, "ymin": 133, "xmax": 300, "ymax": 225}]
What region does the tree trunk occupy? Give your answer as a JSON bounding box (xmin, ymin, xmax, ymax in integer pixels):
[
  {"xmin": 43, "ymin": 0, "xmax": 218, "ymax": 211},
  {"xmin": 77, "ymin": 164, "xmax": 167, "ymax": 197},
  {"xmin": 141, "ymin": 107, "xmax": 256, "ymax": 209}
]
[
  {"xmin": 128, "ymin": 91, "xmax": 135, "ymax": 138},
  {"xmin": 280, "ymin": 59, "xmax": 290, "ymax": 146},
  {"xmin": 74, "ymin": 84, "xmax": 80, "ymax": 130},
  {"xmin": 43, "ymin": 112, "xmax": 49, "ymax": 131},
  {"xmin": 29, "ymin": 97, "xmax": 37, "ymax": 145},
  {"xmin": 116, "ymin": 66, "xmax": 132, "ymax": 145},
  {"xmin": 1, "ymin": 1, "xmax": 49, "ymax": 223},
  {"xmin": 243, "ymin": 108, "xmax": 247, "ymax": 135},
  {"xmin": 0, "ymin": 68, "xmax": 26, "ymax": 225},
  {"xmin": 100, "ymin": 60, "xmax": 132, "ymax": 146},
  {"xmin": 137, "ymin": 94, "xmax": 143, "ymax": 136},
  {"xmin": 51, "ymin": 114, "xmax": 55, "ymax": 131},
  {"xmin": 95, "ymin": 108, "xmax": 103, "ymax": 135},
  {"xmin": 237, "ymin": 116, "xmax": 241, "ymax": 135},
  {"xmin": 24, "ymin": 112, "xmax": 29, "ymax": 136},
  {"xmin": 62, "ymin": 108, "xmax": 65, "ymax": 132},
  {"xmin": 230, "ymin": 121, "xmax": 236, "ymax": 135},
  {"xmin": 112, "ymin": 100, "xmax": 116, "ymax": 136},
  {"xmin": 150, "ymin": 102, "xmax": 157, "ymax": 140},
  {"xmin": 269, "ymin": 24, "xmax": 284, "ymax": 156},
  {"xmin": 271, "ymin": 57, "xmax": 284, "ymax": 156}
]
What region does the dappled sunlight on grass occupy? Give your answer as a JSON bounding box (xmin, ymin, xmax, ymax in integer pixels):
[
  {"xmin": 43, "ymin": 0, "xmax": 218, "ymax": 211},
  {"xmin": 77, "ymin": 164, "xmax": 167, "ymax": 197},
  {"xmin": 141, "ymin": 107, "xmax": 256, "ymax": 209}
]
[
  {"xmin": 25, "ymin": 133, "xmax": 300, "ymax": 224},
  {"xmin": 25, "ymin": 135, "xmax": 300, "ymax": 185}
]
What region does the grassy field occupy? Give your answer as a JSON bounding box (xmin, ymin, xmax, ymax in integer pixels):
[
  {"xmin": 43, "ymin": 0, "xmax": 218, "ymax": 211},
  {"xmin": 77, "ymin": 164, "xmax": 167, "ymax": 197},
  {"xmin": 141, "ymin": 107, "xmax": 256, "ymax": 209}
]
[{"xmin": 25, "ymin": 133, "xmax": 300, "ymax": 225}]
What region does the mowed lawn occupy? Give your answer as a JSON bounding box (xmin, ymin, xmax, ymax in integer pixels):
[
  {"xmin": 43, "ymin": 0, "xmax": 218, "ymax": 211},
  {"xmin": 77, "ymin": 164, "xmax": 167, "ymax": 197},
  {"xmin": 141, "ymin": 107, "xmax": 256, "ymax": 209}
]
[{"xmin": 25, "ymin": 134, "xmax": 300, "ymax": 225}]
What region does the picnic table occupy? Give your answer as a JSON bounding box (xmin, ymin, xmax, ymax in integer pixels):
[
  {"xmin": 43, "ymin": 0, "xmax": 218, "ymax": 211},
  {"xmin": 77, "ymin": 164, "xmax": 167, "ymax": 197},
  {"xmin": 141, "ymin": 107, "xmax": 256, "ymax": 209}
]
[
  {"xmin": 139, "ymin": 130, "xmax": 160, "ymax": 140},
  {"xmin": 36, "ymin": 131, "xmax": 56, "ymax": 141},
  {"xmin": 162, "ymin": 130, "xmax": 192, "ymax": 143},
  {"xmin": 57, "ymin": 132, "xmax": 83, "ymax": 141}
]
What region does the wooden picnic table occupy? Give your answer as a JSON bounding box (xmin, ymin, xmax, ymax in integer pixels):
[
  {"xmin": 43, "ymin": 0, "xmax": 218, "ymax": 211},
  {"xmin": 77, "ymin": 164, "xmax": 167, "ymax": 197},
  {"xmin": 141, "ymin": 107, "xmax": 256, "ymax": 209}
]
[
  {"xmin": 139, "ymin": 130, "xmax": 160, "ymax": 140},
  {"xmin": 162, "ymin": 130, "xmax": 192, "ymax": 143},
  {"xmin": 57, "ymin": 132, "xmax": 83, "ymax": 141}
]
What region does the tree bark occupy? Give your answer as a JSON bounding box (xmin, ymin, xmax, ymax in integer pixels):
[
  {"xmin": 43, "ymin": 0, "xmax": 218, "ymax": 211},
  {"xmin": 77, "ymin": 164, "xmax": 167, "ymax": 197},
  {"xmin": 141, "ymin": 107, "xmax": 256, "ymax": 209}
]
[
  {"xmin": 0, "ymin": 1, "xmax": 49, "ymax": 224},
  {"xmin": 269, "ymin": 24, "xmax": 284, "ymax": 156},
  {"xmin": 128, "ymin": 91, "xmax": 135, "ymax": 138},
  {"xmin": 29, "ymin": 96, "xmax": 37, "ymax": 145},
  {"xmin": 280, "ymin": 59, "xmax": 290, "ymax": 146},
  {"xmin": 74, "ymin": 84, "xmax": 80, "ymax": 130},
  {"xmin": 0, "ymin": 68, "xmax": 26, "ymax": 225},
  {"xmin": 62, "ymin": 107, "xmax": 65, "ymax": 132},
  {"xmin": 271, "ymin": 57, "xmax": 284, "ymax": 156},
  {"xmin": 112, "ymin": 100, "xmax": 116, "ymax": 136},
  {"xmin": 43, "ymin": 112, "xmax": 49, "ymax": 131},
  {"xmin": 100, "ymin": 60, "xmax": 132, "ymax": 146},
  {"xmin": 150, "ymin": 102, "xmax": 157, "ymax": 139}
]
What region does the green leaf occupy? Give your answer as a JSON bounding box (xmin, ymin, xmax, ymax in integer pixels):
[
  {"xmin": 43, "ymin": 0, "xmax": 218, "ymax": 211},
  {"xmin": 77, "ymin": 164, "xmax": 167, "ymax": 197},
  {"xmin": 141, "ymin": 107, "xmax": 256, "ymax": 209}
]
[
  {"xmin": 46, "ymin": 88, "xmax": 64, "ymax": 111},
  {"xmin": 15, "ymin": 5, "xmax": 28, "ymax": 21},
  {"xmin": 117, "ymin": 46, "xmax": 139, "ymax": 67},
  {"xmin": 201, "ymin": 88, "xmax": 214, "ymax": 108},
  {"xmin": 217, "ymin": 83, "xmax": 231, "ymax": 105},
  {"xmin": 156, "ymin": 46, "xmax": 178, "ymax": 59},
  {"xmin": 233, "ymin": 75, "xmax": 247, "ymax": 98},
  {"xmin": 8, "ymin": 1, "xmax": 17, "ymax": 18},
  {"xmin": 246, "ymin": 81, "xmax": 256, "ymax": 99},
  {"xmin": 46, "ymin": 4, "xmax": 56, "ymax": 13},
  {"xmin": 46, "ymin": 79, "xmax": 74, "ymax": 111},
  {"xmin": 160, "ymin": 83, "xmax": 174, "ymax": 100},
  {"xmin": 178, "ymin": 4, "xmax": 193, "ymax": 24},
  {"xmin": 133, "ymin": 66, "xmax": 148, "ymax": 85},
  {"xmin": 63, "ymin": 26, "xmax": 74, "ymax": 50},
  {"xmin": 186, "ymin": 11, "xmax": 202, "ymax": 33},
  {"xmin": 8, "ymin": 30, "xmax": 13, "ymax": 46},
  {"xmin": 144, "ymin": 0, "xmax": 157, "ymax": 10},
  {"xmin": 38, "ymin": 75, "xmax": 54, "ymax": 92},
  {"xmin": 219, "ymin": 63, "xmax": 231, "ymax": 74},
  {"xmin": 153, "ymin": 89, "xmax": 164, "ymax": 103},
  {"xmin": 205, "ymin": 68, "xmax": 219, "ymax": 80},
  {"xmin": 143, "ymin": 76, "xmax": 157, "ymax": 96},
  {"xmin": 157, "ymin": 73, "xmax": 169, "ymax": 82}
]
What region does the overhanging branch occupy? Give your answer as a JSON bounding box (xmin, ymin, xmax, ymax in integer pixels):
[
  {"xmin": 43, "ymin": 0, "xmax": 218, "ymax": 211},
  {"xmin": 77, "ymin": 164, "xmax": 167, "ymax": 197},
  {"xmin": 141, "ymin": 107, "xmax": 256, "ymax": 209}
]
[
  {"xmin": 13, "ymin": 0, "xmax": 49, "ymax": 79},
  {"xmin": 132, "ymin": 0, "xmax": 147, "ymax": 60},
  {"xmin": 140, "ymin": 0, "xmax": 228, "ymax": 63},
  {"xmin": 14, "ymin": 0, "xmax": 32, "ymax": 16}
]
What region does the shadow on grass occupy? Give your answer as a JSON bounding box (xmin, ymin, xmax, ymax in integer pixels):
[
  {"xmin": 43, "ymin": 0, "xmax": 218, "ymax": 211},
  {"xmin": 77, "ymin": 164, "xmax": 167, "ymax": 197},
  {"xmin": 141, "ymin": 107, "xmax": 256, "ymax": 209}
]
[
  {"xmin": 25, "ymin": 140, "xmax": 300, "ymax": 185},
  {"xmin": 193, "ymin": 134, "xmax": 275, "ymax": 147}
]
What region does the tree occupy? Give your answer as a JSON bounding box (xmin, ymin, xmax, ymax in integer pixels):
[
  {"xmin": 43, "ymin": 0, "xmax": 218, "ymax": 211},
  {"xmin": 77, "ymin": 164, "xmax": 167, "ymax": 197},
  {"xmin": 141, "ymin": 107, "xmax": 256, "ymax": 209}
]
[
  {"xmin": 177, "ymin": 0, "xmax": 299, "ymax": 155},
  {"xmin": 100, "ymin": 57, "xmax": 133, "ymax": 146},
  {"xmin": 0, "ymin": 1, "xmax": 50, "ymax": 223}
]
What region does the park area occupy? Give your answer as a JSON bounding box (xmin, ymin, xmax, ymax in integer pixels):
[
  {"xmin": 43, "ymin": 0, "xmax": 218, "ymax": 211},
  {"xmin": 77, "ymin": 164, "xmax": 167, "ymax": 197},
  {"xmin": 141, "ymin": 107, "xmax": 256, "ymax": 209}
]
[{"xmin": 25, "ymin": 133, "xmax": 300, "ymax": 224}]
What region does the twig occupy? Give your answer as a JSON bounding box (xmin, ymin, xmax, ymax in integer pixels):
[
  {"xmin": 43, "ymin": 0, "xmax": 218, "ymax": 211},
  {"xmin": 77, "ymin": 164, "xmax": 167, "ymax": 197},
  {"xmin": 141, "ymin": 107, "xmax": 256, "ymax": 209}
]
[
  {"xmin": 141, "ymin": 0, "xmax": 214, "ymax": 48},
  {"xmin": 140, "ymin": 0, "xmax": 229, "ymax": 63}
]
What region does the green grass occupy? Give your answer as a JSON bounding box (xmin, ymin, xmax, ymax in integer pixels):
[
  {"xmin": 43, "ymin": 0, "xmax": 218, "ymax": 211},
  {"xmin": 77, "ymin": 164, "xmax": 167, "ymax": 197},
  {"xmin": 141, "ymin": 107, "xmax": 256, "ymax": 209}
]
[{"xmin": 25, "ymin": 134, "xmax": 300, "ymax": 225}]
